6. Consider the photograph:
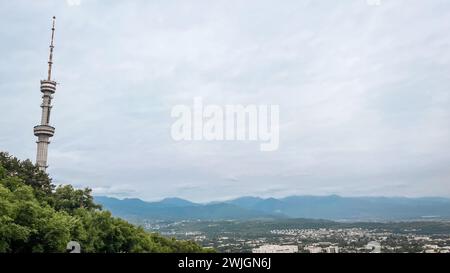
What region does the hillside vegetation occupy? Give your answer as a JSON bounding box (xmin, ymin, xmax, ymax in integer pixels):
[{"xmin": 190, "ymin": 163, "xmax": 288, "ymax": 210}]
[{"xmin": 0, "ymin": 152, "xmax": 211, "ymax": 253}]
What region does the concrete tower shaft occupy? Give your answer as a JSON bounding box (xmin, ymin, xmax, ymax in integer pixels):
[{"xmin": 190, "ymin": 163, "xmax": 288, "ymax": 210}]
[{"xmin": 34, "ymin": 17, "xmax": 57, "ymax": 172}]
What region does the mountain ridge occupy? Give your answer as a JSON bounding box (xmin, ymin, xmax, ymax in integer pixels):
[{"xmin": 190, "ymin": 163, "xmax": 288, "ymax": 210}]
[
  {"xmin": 95, "ymin": 196, "xmax": 284, "ymax": 221},
  {"xmin": 95, "ymin": 195, "xmax": 450, "ymax": 221}
]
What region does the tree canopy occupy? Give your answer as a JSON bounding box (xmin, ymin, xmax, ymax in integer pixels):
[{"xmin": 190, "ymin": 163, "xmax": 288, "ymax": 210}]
[{"xmin": 0, "ymin": 152, "xmax": 212, "ymax": 253}]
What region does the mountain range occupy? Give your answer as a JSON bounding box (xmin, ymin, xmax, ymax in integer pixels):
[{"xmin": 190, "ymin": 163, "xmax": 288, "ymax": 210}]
[{"xmin": 94, "ymin": 195, "xmax": 450, "ymax": 221}]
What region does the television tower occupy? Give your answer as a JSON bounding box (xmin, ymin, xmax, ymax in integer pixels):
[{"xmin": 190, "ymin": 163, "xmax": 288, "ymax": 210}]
[{"xmin": 34, "ymin": 16, "xmax": 57, "ymax": 172}]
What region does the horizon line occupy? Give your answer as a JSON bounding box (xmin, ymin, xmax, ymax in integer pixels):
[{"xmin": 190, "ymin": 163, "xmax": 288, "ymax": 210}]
[{"xmin": 93, "ymin": 194, "xmax": 450, "ymax": 204}]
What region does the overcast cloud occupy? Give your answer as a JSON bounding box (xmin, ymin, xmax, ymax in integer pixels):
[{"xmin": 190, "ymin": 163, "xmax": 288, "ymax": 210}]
[{"xmin": 1, "ymin": 0, "xmax": 450, "ymax": 202}]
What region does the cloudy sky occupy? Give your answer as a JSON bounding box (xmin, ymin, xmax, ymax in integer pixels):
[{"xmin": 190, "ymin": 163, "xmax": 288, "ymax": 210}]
[{"xmin": 1, "ymin": 0, "xmax": 450, "ymax": 201}]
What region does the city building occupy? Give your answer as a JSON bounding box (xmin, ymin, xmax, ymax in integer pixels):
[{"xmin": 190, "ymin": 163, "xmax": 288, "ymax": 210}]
[
  {"xmin": 326, "ymin": 246, "xmax": 340, "ymax": 253},
  {"xmin": 305, "ymin": 246, "xmax": 323, "ymax": 253},
  {"xmin": 252, "ymin": 245, "xmax": 298, "ymax": 253}
]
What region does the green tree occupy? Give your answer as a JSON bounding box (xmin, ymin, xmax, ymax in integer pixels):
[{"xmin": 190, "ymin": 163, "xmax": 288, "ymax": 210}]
[
  {"xmin": 0, "ymin": 151, "xmax": 211, "ymax": 253},
  {"xmin": 53, "ymin": 185, "xmax": 101, "ymax": 212}
]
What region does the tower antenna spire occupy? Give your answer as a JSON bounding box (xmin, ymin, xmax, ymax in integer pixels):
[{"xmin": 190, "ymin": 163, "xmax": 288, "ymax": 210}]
[{"xmin": 47, "ymin": 16, "xmax": 56, "ymax": 81}]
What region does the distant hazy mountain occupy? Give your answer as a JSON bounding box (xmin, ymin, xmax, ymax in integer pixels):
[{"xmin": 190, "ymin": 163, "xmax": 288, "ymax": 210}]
[
  {"xmin": 95, "ymin": 195, "xmax": 450, "ymax": 221},
  {"xmin": 95, "ymin": 196, "xmax": 280, "ymax": 221},
  {"xmin": 227, "ymin": 195, "xmax": 450, "ymax": 220},
  {"xmin": 159, "ymin": 197, "xmax": 199, "ymax": 207}
]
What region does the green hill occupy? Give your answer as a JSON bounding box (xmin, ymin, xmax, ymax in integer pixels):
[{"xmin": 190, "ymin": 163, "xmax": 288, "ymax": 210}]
[{"xmin": 0, "ymin": 152, "xmax": 212, "ymax": 253}]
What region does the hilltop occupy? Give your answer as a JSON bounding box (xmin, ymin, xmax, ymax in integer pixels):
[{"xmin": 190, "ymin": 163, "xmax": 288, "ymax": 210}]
[{"xmin": 0, "ymin": 152, "xmax": 211, "ymax": 253}]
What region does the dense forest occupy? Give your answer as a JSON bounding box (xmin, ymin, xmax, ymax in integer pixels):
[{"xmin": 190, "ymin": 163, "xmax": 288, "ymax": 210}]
[{"xmin": 0, "ymin": 152, "xmax": 211, "ymax": 253}]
